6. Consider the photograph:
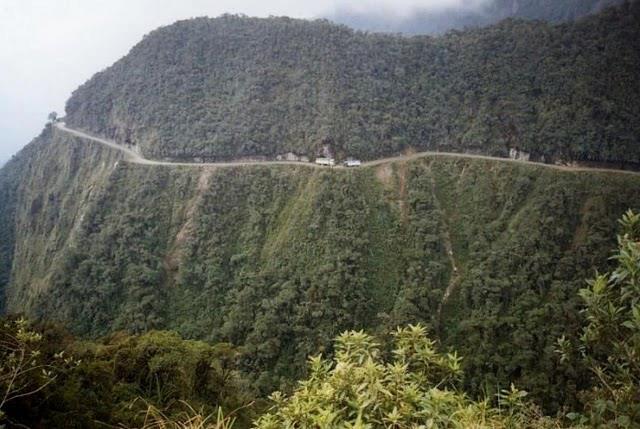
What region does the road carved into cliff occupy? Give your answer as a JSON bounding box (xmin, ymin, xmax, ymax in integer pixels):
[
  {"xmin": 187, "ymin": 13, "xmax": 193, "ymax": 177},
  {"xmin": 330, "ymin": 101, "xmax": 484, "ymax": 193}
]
[{"xmin": 55, "ymin": 122, "xmax": 640, "ymax": 175}]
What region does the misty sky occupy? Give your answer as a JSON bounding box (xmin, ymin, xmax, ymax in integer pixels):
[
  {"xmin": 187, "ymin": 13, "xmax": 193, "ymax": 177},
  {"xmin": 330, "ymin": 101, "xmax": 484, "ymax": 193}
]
[{"xmin": 0, "ymin": 0, "xmax": 487, "ymax": 163}]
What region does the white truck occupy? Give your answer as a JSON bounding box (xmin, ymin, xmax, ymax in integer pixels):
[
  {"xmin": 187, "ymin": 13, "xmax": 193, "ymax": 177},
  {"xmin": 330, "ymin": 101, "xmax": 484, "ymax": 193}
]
[{"xmin": 344, "ymin": 159, "xmax": 362, "ymax": 167}]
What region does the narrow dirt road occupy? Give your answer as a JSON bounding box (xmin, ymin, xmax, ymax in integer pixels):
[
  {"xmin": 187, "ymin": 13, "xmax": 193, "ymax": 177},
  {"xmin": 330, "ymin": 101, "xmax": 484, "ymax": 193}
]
[
  {"xmin": 55, "ymin": 122, "xmax": 640, "ymax": 175},
  {"xmin": 55, "ymin": 123, "xmax": 323, "ymax": 169}
]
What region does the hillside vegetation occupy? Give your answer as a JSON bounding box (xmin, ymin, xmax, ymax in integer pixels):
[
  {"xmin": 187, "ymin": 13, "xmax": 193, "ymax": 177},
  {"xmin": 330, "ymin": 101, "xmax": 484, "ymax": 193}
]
[
  {"xmin": 65, "ymin": 2, "xmax": 640, "ymax": 164},
  {"xmin": 2, "ymin": 128, "xmax": 640, "ymax": 415},
  {"xmin": 2, "ymin": 3, "xmax": 640, "ymax": 426},
  {"xmin": 4, "ymin": 214, "xmax": 640, "ymax": 428},
  {"xmin": 0, "ymin": 317, "xmax": 255, "ymax": 428}
]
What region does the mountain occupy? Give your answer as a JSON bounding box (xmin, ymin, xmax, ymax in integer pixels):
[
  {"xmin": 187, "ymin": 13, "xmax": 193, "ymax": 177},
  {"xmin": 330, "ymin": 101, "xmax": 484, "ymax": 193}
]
[
  {"xmin": 2, "ymin": 2, "xmax": 640, "ymax": 417},
  {"xmin": 329, "ymin": 0, "xmax": 626, "ymax": 35},
  {"xmin": 65, "ymin": 2, "xmax": 640, "ymax": 166},
  {"xmin": 2, "ymin": 122, "xmax": 640, "ymax": 410}
]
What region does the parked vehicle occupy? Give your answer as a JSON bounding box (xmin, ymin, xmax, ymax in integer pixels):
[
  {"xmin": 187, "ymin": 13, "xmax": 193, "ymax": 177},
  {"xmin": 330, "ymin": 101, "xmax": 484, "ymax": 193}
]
[{"xmin": 344, "ymin": 159, "xmax": 361, "ymax": 167}]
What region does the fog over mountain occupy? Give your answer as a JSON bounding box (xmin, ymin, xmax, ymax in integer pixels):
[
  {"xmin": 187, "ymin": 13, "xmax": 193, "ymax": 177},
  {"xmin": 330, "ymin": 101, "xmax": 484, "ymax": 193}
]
[{"xmin": 328, "ymin": 0, "xmax": 625, "ymax": 34}]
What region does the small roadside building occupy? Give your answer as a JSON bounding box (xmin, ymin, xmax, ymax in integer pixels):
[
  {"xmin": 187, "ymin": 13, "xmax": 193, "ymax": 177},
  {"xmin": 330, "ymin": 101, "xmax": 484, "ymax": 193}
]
[{"xmin": 315, "ymin": 157, "xmax": 335, "ymax": 166}]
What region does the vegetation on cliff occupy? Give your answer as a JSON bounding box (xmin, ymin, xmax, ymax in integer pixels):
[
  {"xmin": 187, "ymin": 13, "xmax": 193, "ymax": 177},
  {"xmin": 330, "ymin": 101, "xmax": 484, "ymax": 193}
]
[
  {"xmin": 256, "ymin": 210, "xmax": 640, "ymax": 428},
  {"xmin": 2, "ymin": 143, "xmax": 640, "ymax": 426},
  {"xmin": 1, "ymin": 129, "xmax": 640, "ymax": 417},
  {"xmin": 1, "ymin": 3, "xmax": 639, "ymax": 426},
  {"xmin": 4, "ymin": 210, "xmax": 640, "ymax": 428},
  {"xmin": 65, "ymin": 2, "xmax": 640, "ymax": 164},
  {"xmin": 0, "ymin": 318, "xmax": 254, "ymax": 428},
  {"xmin": 255, "ymin": 325, "xmax": 557, "ymax": 429}
]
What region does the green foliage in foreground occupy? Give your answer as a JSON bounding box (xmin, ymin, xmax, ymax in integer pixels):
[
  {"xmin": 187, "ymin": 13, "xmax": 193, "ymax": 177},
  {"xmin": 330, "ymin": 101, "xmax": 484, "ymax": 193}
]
[
  {"xmin": 1, "ymin": 210, "xmax": 640, "ymax": 427},
  {"xmin": 0, "ymin": 323, "xmax": 254, "ymax": 428},
  {"xmin": 3, "ymin": 320, "xmax": 560, "ymax": 428},
  {"xmin": 0, "ymin": 317, "xmax": 78, "ymax": 424},
  {"xmin": 558, "ymin": 210, "xmax": 640, "ymax": 427},
  {"xmin": 255, "ymin": 325, "xmax": 558, "ymax": 429},
  {"xmin": 4, "ymin": 129, "xmax": 640, "ymax": 414},
  {"xmin": 4, "ymin": 129, "xmax": 640, "ymax": 421}
]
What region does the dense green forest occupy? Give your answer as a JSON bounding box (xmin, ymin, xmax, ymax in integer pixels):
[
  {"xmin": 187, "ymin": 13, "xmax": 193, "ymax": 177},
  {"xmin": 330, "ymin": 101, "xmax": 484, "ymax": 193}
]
[
  {"xmin": 0, "ymin": 317, "xmax": 256, "ymax": 428},
  {"xmin": 1, "ymin": 318, "xmax": 554, "ymax": 428},
  {"xmin": 2, "ymin": 2, "xmax": 640, "ymax": 426},
  {"xmin": 1, "ymin": 128, "xmax": 640, "ymax": 420},
  {"xmin": 4, "ymin": 210, "xmax": 640, "ymax": 428},
  {"xmin": 65, "ymin": 2, "xmax": 640, "ymax": 164}
]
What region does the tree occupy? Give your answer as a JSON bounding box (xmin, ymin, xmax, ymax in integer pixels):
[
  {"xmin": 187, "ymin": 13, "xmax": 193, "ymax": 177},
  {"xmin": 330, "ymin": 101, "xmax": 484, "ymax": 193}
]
[
  {"xmin": 254, "ymin": 325, "xmax": 555, "ymax": 428},
  {"xmin": 48, "ymin": 111, "xmax": 58, "ymax": 123},
  {"xmin": 0, "ymin": 318, "xmax": 75, "ymax": 424},
  {"xmin": 557, "ymin": 210, "xmax": 640, "ymax": 426}
]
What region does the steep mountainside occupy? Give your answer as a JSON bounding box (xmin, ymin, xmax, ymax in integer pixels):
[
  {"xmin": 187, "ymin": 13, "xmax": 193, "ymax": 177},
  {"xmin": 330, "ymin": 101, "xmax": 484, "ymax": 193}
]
[
  {"xmin": 65, "ymin": 3, "xmax": 640, "ymax": 164},
  {"xmin": 2, "ymin": 3, "xmax": 640, "ymax": 419},
  {"xmin": 2, "ymin": 126, "xmax": 640, "ymax": 411}
]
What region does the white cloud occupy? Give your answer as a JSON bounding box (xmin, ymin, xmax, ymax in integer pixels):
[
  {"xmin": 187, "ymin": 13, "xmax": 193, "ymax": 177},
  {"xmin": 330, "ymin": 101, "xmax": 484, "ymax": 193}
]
[{"xmin": 325, "ymin": 0, "xmax": 488, "ymax": 17}]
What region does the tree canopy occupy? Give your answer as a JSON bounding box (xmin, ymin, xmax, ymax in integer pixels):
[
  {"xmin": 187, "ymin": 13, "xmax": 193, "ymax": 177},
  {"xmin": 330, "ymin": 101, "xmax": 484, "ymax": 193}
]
[{"xmin": 66, "ymin": 2, "xmax": 640, "ymax": 165}]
